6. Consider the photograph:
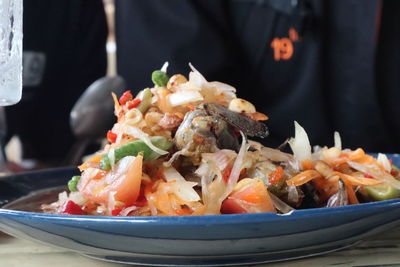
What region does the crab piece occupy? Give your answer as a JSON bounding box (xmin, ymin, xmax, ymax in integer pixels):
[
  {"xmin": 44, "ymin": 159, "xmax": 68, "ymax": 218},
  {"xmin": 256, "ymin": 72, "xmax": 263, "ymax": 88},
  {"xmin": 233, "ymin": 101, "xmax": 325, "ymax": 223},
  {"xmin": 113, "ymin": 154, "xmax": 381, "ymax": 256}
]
[
  {"xmin": 174, "ymin": 103, "xmax": 269, "ymax": 165},
  {"xmin": 174, "ymin": 109, "xmax": 239, "ymax": 165},
  {"xmin": 202, "ymin": 103, "xmax": 269, "ymax": 138}
]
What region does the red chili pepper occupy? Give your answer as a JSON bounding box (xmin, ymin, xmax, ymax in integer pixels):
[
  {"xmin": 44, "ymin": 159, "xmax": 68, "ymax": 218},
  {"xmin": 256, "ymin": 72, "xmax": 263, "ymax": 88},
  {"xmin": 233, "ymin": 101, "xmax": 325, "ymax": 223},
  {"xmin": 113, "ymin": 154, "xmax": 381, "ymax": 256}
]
[
  {"xmin": 119, "ymin": 90, "xmax": 133, "ymax": 105},
  {"xmin": 391, "ymin": 170, "xmax": 399, "ymax": 176},
  {"xmin": 364, "ymin": 174, "xmax": 374, "ymax": 178},
  {"xmin": 222, "ymin": 166, "xmax": 233, "ymax": 183},
  {"xmin": 107, "ymin": 130, "xmax": 117, "ymax": 143},
  {"xmin": 61, "ymin": 200, "xmax": 85, "ymax": 215},
  {"xmin": 111, "ymin": 208, "xmax": 123, "ymax": 216},
  {"xmin": 127, "ymin": 98, "xmax": 141, "ymax": 109}
]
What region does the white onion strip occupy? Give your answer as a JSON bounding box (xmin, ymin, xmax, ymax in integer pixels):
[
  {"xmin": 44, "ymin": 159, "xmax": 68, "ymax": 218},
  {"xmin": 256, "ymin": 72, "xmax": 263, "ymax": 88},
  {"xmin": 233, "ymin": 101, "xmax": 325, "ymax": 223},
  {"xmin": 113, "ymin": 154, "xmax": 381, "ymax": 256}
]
[
  {"xmin": 163, "ymin": 166, "xmax": 200, "ymax": 202},
  {"xmin": 227, "ymin": 131, "xmax": 248, "ymax": 189},
  {"xmin": 377, "ymin": 153, "xmax": 391, "ymax": 172},
  {"xmin": 125, "ymin": 126, "xmax": 169, "ymax": 155},
  {"xmin": 269, "ymin": 193, "xmax": 295, "ymax": 214},
  {"xmin": 119, "ymin": 206, "xmax": 138, "ymax": 216},
  {"xmin": 348, "ymin": 160, "xmax": 400, "ymax": 189},
  {"xmin": 334, "ymin": 131, "xmax": 342, "ymax": 150},
  {"xmin": 161, "ymin": 61, "xmax": 169, "ymax": 72},
  {"xmin": 288, "ymin": 121, "xmax": 312, "ymax": 162}
]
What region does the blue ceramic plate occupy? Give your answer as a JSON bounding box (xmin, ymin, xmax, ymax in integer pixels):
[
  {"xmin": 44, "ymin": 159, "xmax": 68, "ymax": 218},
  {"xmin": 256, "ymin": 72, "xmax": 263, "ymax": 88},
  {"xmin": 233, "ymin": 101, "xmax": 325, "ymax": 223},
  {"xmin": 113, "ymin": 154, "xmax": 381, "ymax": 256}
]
[{"xmin": 1, "ymin": 155, "xmax": 400, "ymax": 266}]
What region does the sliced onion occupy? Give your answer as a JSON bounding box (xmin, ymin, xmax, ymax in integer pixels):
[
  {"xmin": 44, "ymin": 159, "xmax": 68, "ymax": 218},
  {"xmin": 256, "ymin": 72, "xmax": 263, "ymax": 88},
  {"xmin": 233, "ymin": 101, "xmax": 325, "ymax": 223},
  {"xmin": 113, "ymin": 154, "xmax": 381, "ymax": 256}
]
[
  {"xmin": 288, "ymin": 121, "xmax": 312, "ymax": 162},
  {"xmin": 248, "ymin": 140, "xmax": 263, "ymax": 150},
  {"xmin": 227, "ymin": 131, "xmax": 248, "ymax": 187},
  {"xmin": 348, "ymin": 160, "xmax": 400, "ymax": 189},
  {"xmin": 377, "ymin": 153, "xmax": 391, "ymax": 172},
  {"xmin": 326, "ymin": 180, "xmax": 348, "ymax": 207},
  {"xmin": 287, "ymin": 185, "xmax": 300, "ymax": 203},
  {"xmin": 125, "ymin": 126, "xmax": 169, "ymax": 155},
  {"xmin": 107, "ymin": 191, "xmax": 117, "ymax": 215},
  {"xmin": 111, "ymin": 123, "xmax": 124, "ymax": 144},
  {"xmin": 201, "ymin": 150, "xmax": 237, "ymax": 171},
  {"xmin": 175, "ymin": 81, "xmax": 202, "ymax": 92},
  {"xmin": 114, "ymin": 156, "xmax": 136, "ymax": 176},
  {"xmin": 168, "ymin": 90, "xmax": 204, "ymax": 107},
  {"xmin": 58, "ymin": 191, "xmax": 68, "ymax": 204},
  {"xmin": 161, "ymin": 61, "xmax": 169, "ymax": 73},
  {"xmin": 322, "ymin": 147, "xmax": 341, "ymax": 162},
  {"xmin": 83, "ymin": 167, "xmax": 101, "ymax": 180},
  {"xmin": 188, "ymin": 63, "xmax": 208, "ymax": 88},
  {"xmin": 269, "ymin": 192, "xmax": 295, "ymax": 214},
  {"xmin": 163, "ymin": 166, "xmax": 200, "ymax": 202},
  {"xmin": 208, "ymin": 81, "xmax": 236, "ymax": 99},
  {"xmin": 259, "ymin": 147, "xmax": 293, "ymax": 162},
  {"xmin": 334, "ymin": 131, "xmax": 342, "ymax": 150},
  {"xmin": 68, "ymin": 192, "xmax": 87, "ymax": 206},
  {"xmin": 119, "ymin": 206, "xmax": 138, "ymax": 216}
]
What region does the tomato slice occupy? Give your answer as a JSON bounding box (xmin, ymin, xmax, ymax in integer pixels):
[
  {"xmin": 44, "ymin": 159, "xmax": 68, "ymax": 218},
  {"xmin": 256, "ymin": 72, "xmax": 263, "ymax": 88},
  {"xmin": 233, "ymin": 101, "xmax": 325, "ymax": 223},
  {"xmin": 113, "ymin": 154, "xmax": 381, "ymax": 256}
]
[
  {"xmin": 78, "ymin": 155, "xmax": 143, "ymax": 206},
  {"xmin": 221, "ymin": 178, "xmax": 276, "ymax": 214}
]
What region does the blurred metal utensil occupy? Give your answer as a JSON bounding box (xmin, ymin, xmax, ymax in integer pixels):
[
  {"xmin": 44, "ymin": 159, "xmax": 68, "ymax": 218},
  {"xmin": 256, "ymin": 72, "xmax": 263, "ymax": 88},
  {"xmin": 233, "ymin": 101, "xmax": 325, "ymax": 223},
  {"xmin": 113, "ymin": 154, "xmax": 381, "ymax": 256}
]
[{"xmin": 66, "ymin": 76, "xmax": 126, "ymax": 165}]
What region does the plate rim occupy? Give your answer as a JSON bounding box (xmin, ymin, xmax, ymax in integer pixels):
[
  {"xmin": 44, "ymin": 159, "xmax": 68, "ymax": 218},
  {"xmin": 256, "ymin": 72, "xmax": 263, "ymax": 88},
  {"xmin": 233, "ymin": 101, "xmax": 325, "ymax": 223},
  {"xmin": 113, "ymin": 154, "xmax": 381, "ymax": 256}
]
[{"xmin": 1, "ymin": 197, "xmax": 400, "ymax": 225}]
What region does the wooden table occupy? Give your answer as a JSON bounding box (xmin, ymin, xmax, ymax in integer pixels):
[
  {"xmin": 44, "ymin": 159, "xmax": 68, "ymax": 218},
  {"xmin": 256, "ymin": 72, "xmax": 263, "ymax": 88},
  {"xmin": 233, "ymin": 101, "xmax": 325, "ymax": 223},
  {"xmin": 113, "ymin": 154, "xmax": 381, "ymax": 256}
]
[{"xmin": 1, "ymin": 226, "xmax": 399, "ymax": 267}]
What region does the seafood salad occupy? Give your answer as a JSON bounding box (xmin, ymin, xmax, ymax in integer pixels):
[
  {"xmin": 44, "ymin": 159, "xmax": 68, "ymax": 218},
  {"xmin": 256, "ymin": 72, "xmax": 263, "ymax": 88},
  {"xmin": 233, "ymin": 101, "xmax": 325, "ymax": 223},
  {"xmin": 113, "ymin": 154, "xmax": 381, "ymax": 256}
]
[{"xmin": 43, "ymin": 63, "xmax": 400, "ymax": 216}]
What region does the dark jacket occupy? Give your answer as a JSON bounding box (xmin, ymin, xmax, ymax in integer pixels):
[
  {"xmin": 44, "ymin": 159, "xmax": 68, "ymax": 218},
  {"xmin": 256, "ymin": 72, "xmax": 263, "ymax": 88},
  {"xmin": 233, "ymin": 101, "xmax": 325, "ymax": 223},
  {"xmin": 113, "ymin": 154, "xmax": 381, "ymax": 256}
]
[{"xmin": 116, "ymin": 0, "xmax": 400, "ymax": 153}]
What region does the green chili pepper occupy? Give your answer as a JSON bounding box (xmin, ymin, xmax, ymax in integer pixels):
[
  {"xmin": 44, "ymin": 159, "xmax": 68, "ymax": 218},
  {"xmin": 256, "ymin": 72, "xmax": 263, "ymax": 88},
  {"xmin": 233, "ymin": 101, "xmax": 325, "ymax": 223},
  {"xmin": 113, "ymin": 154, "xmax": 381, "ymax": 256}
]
[
  {"xmin": 152, "ymin": 70, "xmax": 169, "ymax": 87},
  {"xmin": 68, "ymin": 175, "xmax": 81, "ymax": 192},
  {"xmin": 137, "ymin": 88, "xmax": 152, "ymax": 114},
  {"xmin": 100, "ymin": 136, "xmax": 173, "ymax": 170}
]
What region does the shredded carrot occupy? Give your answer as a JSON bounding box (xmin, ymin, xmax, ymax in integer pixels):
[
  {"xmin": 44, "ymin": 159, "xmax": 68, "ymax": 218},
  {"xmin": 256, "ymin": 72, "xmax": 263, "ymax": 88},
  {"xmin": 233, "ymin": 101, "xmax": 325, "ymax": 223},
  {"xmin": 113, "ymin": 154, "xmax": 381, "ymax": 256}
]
[
  {"xmin": 341, "ymin": 179, "xmax": 359, "ymax": 205},
  {"xmin": 78, "ymin": 155, "xmax": 102, "ymax": 171},
  {"xmin": 244, "ymin": 112, "xmax": 269, "ymax": 121},
  {"xmin": 174, "ymin": 112, "xmax": 184, "ymax": 120},
  {"xmin": 148, "ymin": 181, "xmax": 201, "ymax": 216},
  {"xmin": 286, "ymin": 170, "xmax": 322, "ymax": 186},
  {"xmin": 334, "ymin": 172, "xmax": 382, "ymax": 186},
  {"xmin": 312, "ymin": 176, "xmax": 340, "ymax": 201},
  {"xmin": 156, "ymin": 88, "xmax": 173, "ymax": 113},
  {"xmin": 301, "ymin": 160, "xmax": 314, "ymax": 170},
  {"xmin": 348, "ymin": 148, "xmax": 365, "ymax": 161},
  {"xmin": 269, "ymin": 166, "xmax": 283, "ymax": 184},
  {"xmin": 348, "ymin": 148, "xmax": 377, "ymax": 165},
  {"xmin": 328, "ymin": 156, "xmax": 348, "ymax": 166}
]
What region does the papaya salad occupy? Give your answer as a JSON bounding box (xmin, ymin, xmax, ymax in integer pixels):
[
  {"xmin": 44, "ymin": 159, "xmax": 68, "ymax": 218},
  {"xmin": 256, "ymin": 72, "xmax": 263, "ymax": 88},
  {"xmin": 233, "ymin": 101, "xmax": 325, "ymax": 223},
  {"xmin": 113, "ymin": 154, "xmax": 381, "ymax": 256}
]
[{"xmin": 42, "ymin": 63, "xmax": 400, "ymax": 216}]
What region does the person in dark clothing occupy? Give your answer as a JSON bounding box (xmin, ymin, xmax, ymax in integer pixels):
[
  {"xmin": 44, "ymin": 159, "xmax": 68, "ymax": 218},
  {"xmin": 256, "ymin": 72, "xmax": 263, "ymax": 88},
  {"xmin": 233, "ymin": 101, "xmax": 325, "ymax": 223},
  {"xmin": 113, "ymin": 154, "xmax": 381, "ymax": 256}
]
[
  {"xmin": 115, "ymin": 0, "xmax": 400, "ymax": 153},
  {"xmin": 5, "ymin": 0, "xmax": 108, "ymax": 164}
]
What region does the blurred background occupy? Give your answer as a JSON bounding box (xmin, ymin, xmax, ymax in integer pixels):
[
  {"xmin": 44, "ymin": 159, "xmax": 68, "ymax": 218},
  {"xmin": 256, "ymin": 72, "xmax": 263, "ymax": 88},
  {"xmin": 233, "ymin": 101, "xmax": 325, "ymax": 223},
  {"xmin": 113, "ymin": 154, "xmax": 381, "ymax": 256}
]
[{"xmin": 3, "ymin": 0, "xmax": 400, "ymax": 171}]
